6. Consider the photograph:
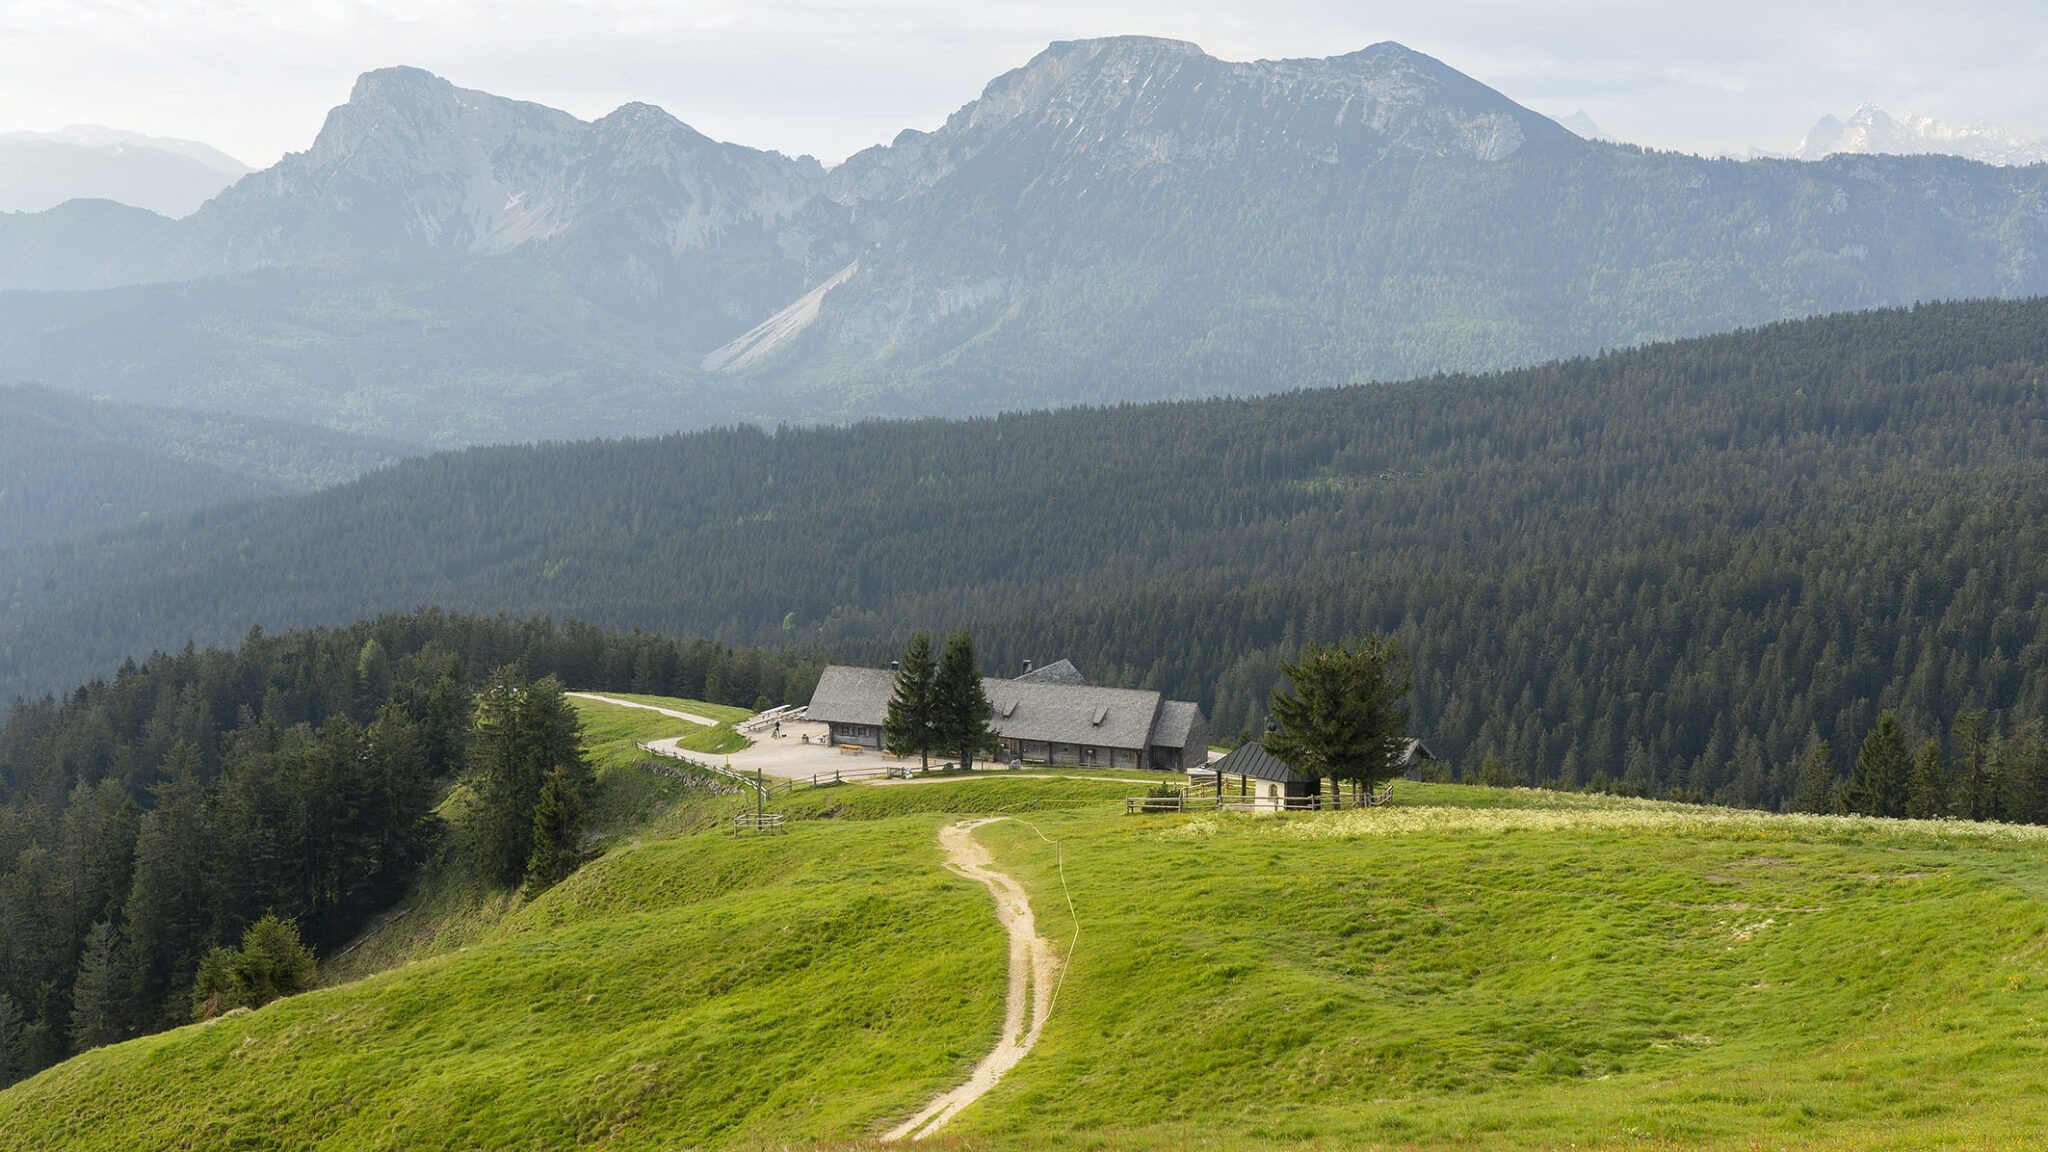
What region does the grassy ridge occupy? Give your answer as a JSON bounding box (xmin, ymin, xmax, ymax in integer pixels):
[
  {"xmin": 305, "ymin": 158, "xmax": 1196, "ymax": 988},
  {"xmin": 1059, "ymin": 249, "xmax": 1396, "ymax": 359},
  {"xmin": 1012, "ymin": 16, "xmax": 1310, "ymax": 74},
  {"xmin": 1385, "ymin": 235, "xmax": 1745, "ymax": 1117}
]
[
  {"xmin": 0, "ymin": 821, "xmax": 1006, "ymax": 1150},
  {"xmin": 960, "ymin": 787, "xmax": 2048, "ymax": 1149},
  {"xmin": 8, "ymin": 762, "xmax": 2048, "ymax": 1149}
]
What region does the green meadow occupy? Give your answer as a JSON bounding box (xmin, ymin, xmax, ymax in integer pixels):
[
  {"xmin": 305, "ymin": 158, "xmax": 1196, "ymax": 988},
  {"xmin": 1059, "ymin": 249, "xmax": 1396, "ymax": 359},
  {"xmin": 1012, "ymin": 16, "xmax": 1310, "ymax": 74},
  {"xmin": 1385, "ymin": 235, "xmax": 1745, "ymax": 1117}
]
[
  {"xmin": 4, "ymin": 697, "xmax": 2047, "ymax": 1150},
  {"xmin": 577, "ymin": 692, "xmax": 755, "ymax": 756}
]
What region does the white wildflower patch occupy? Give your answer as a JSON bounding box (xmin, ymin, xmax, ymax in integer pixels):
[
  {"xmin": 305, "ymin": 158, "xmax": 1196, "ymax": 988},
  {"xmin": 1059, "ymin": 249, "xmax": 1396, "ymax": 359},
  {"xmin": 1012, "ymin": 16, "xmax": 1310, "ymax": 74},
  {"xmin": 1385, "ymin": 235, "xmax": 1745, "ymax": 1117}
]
[{"xmin": 1267, "ymin": 800, "xmax": 2048, "ymax": 847}]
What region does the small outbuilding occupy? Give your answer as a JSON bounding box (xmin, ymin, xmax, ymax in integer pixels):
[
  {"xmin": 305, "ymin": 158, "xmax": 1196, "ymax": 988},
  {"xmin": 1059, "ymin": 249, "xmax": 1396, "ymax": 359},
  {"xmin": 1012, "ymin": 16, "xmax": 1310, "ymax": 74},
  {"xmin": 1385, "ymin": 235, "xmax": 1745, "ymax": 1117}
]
[
  {"xmin": 1200, "ymin": 740, "xmax": 1320, "ymax": 808},
  {"xmin": 1198, "ymin": 737, "xmax": 1441, "ymax": 808}
]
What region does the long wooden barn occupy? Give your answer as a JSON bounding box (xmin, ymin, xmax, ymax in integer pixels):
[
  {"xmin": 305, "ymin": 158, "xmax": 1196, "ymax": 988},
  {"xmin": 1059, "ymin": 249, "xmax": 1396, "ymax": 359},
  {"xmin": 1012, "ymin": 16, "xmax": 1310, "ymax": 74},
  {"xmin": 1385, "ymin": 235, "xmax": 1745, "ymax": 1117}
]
[{"xmin": 806, "ymin": 659, "xmax": 1210, "ymax": 772}]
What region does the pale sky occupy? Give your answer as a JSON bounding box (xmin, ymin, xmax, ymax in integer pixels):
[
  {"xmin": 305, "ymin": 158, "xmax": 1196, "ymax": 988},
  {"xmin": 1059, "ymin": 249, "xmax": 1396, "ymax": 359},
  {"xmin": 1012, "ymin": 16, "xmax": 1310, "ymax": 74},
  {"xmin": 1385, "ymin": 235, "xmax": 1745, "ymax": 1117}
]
[{"xmin": 3, "ymin": 0, "xmax": 2046, "ymax": 168}]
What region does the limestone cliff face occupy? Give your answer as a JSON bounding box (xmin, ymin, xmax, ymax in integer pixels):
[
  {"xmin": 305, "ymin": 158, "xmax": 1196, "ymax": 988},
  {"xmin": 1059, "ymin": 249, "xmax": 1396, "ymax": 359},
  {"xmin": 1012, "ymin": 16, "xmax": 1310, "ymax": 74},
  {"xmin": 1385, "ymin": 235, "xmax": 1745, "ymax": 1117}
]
[
  {"xmin": 829, "ymin": 38, "xmax": 1571, "ymax": 208},
  {"xmin": 794, "ymin": 38, "xmax": 1587, "ymax": 367},
  {"xmin": 185, "ymin": 67, "xmax": 832, "ymax": 274}
]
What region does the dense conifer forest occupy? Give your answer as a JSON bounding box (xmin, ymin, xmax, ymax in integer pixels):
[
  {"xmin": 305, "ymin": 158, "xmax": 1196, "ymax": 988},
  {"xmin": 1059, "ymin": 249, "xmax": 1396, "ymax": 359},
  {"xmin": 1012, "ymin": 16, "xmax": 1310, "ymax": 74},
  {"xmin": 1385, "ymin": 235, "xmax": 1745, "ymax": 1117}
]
[
  {"xmin": 3, "ymin": 298, "xmax": 2048, "ymax": 819},
  {"xmin": 0, "ymin": 610, "xmax": 821, "ymax": 1086}
]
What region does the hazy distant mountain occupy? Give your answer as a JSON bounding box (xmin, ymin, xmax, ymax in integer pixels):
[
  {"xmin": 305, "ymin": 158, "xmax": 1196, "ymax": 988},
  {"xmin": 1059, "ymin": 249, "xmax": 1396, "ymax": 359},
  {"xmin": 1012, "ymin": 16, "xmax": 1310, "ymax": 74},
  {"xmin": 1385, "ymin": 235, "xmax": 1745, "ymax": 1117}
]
[
  {"xmin": 1552, "ymin": 110, "xmax": 1603, "ymax": 140},
  {"xmin": 1796, "ymin": 105, "xmax": 2048, "ymax": 166},
  {"xmin": 2, "ymin": 39, "xmax": 2047, "ymax": 444},
  {"xmin": 0, "ymin": 125, "xmax": 249, "ymax": 217},
  {"xmin": 0, "ymin": 386, "xmax": 413, "ymax": 550}
]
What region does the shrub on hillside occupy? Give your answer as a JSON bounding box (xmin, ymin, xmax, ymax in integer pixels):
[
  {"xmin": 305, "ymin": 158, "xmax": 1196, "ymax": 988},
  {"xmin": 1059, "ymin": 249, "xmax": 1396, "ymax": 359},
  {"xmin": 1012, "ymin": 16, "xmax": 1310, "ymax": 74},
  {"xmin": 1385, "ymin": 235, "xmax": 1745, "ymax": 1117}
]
[{"xmin": 191, "ymin": 916, "xmax": 318, "ymax": 1022}]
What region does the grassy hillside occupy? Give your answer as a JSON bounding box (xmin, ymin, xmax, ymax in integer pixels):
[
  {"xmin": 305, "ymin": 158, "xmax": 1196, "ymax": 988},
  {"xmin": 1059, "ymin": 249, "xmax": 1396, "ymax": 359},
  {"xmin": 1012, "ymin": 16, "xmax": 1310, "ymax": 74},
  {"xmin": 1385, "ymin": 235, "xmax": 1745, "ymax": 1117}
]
[
  {"xmin": 0, "ymin": 822, "xmax": 1007, "ymax": 1150},
  {"xmin": 325, "ymin": 692, "xmax": 756, "ymax": 983},
  {"xmin": 959, "ymin": 791, "xmax": 2048, "ymax": 1149},
  {"xmin": 8, "ymin": 754, "xmax": 2048, "ymax": 1149}
]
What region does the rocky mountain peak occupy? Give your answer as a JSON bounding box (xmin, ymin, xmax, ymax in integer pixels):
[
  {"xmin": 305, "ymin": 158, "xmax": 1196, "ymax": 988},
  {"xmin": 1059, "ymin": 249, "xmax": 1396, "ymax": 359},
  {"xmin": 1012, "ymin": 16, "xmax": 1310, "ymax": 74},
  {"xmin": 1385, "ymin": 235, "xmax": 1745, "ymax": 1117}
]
[
  {"xmin": 828, "ymin": 37, "xmax": 1576, "ymax": 207},
  {"xmin": 1796, "ymin": 104, "xmax": 2048, "ymax": 166}
]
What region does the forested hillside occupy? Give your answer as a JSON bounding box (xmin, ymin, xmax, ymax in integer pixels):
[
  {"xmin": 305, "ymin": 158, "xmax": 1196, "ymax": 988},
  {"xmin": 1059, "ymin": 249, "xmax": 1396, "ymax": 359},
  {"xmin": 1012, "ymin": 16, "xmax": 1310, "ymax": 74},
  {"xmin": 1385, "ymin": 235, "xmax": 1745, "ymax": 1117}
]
[
  {"xmin": 4, "ymin": 298, "xmax": 2046, "ymax": 812},
  {"xmin": 0, "ymin": 609, "xmax": 820, "ymax": 1086},
  {"xmin": 0, "ymin": 386, "xmax": 413, "ymax": 548}
]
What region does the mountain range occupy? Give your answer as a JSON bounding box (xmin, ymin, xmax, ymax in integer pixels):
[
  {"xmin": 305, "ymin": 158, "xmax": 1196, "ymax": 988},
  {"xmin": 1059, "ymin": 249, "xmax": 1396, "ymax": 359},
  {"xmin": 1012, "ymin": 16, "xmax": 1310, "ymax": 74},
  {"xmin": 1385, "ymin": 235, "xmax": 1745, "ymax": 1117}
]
[
  {"xmin": 4, "ymin": 38, "xmax": 2048, "ymax": 445},
  {"xmin": 0, "ymin": 125, "xmax": 249, "ymax": 217},
  {"xmin": 1796, "ymin": 105, "xmax": 2048, "ymax": 166}
]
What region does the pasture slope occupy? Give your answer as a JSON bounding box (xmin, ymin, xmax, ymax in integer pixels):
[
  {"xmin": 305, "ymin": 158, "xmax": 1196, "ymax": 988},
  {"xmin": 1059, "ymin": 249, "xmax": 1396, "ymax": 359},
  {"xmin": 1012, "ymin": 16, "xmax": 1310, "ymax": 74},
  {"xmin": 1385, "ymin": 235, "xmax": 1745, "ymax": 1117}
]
[{"xmin": 2, "ymin": 696, "xmax": 2047, "ymax": 1150}]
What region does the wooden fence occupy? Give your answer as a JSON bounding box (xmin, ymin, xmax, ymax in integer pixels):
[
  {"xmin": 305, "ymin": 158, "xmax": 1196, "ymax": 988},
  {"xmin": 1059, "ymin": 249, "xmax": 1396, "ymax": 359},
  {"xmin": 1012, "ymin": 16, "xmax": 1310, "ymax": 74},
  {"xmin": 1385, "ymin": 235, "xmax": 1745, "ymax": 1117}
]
[
  {"xmin": 1126, "ymin": 780, "xmax": 1398, "ymax": 815},
  {"xmin": 731, "ymin": 812, "xmax": 787, "ymax": 835},
  {"xmin": 635, "ymin": 737, "xmax": 1400, "ymax": 821}
]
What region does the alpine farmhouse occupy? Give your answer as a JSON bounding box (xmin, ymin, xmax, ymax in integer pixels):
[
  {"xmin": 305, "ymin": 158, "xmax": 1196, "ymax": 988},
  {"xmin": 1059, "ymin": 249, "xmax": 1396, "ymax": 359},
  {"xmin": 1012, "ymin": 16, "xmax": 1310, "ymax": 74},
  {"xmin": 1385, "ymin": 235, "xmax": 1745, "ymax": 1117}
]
[{"xmin": 806, "ymin": 659, "xmax": 1210, "ymax": 771}]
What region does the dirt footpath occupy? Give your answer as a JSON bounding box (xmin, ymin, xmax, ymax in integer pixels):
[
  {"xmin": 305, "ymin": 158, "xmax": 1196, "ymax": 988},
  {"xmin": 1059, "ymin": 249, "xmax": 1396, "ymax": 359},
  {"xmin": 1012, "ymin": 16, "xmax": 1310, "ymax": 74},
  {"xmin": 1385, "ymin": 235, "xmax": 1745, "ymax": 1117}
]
[
  {"xmin": 565, "ymin": 692, "xmax": 719, "ymax": 726},
  {"xmin": 883, "ymin": 818, "xmax": 1061, "ymax": 1141}
]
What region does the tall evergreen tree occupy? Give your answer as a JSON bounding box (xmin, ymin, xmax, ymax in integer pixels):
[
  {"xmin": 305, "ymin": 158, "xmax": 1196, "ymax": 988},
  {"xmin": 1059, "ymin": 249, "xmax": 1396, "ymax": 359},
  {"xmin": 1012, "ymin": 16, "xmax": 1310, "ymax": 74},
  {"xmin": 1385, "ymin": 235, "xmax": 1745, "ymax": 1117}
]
[
  {"xmin": 58, "ymin": 780, "xmax": 139, "ymax": 931},
  {"xmin": 1905, "ymin": 739, "xmax": 1950, "ymax": 820},
  {"xmin": 522, "ymin": 765, "xmax": 588, "ymax": 898},
  {"xmin": 1265, "ymin": 635, "xmax": 1413, "ymax": 804},
  {"xmin": 468, "ymin": 669, "xmax": 585, "ymax": 886},
  {"xmin": 1997, "ymin": 720, "xmax": 2048, "ymax": 824},
  {"xmin": 365, "ymin": 702, "xmax": 438, "ymax": 906},
  {"xmin": 1792, "ymin": 740, "xmax": 1839, "ymax": 815},
  {"xmin": 1952, "ymin": 710, "xmax": 1999, "ymax": 821},
  {"xmin": 1845, "ymin": 712, "xmax": 1912, "ymax": 818},
  {"xmin": 421, "ymin": 655, "xmax": 473, "ymax": 777},
  {"xmin": 931, "ymin": 631, "xmax": 996, "ymax": 770},
  {"xmin": 883, "ymin": 632, "xmax": 939, "ymax": 768},
  {"xmin": 120, "ymin": 743, "xmax": 213, "ymax": 1030},
  {"xmin": 0, "ymin": 991, "xmax": 23, "ymax": 1088},
  {"xmin": 68, "ymin": 921, "xmax": 121, "ymax": 1053}
]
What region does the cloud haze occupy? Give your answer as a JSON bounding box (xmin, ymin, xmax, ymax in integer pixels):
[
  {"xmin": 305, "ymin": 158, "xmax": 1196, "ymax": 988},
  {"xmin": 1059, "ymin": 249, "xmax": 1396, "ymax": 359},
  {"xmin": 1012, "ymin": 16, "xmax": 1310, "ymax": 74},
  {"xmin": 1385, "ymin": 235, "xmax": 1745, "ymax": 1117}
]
[{"xmin": 2, "ymin": 0, "xmax": 2044, "ymax": 167}]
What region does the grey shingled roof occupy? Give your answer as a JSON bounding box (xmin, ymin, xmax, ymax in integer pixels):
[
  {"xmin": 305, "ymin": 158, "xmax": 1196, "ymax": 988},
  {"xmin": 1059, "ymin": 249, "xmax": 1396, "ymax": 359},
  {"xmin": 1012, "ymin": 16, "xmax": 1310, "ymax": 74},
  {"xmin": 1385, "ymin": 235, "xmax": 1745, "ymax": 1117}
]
[
  {"xmin": 1147, "ymin": 700, "xmax": 1202, "ymax": 748},
  {"xmin": 1015, "ymin": 658, "xmax": 1088, "ymax": 686},
  {"xmin": 805, "ymin": 665, "xmax": 898, "ymax": 726},
  {"xmin": 984, "ymin": 679, "xmax": 1161, "ymax": 749},
  {"xmin": 1206, "ymin": 740, "xmax": 1308, "ymax": 783},
  {"xmin": 807, "ymin": 664, "xmax": 1165, "ymax": 750},
  {"xmin": 1205, "ymin": 737, "xmax": 1433, "ymax": 780}
]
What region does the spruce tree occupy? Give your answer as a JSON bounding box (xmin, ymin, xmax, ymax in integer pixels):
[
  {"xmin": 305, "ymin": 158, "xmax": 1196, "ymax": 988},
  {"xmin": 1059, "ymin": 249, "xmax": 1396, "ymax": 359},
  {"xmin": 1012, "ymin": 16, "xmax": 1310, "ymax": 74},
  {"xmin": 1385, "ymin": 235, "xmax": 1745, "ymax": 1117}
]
[
  {"xmin": 232, "ymin": 915, "xmax": 318, "ymax": 1007},
  {"xmin": 0, "ymin": 992, "xmax": 23, "ymax": 1088},
  {"xmin": 931, "ymin": 631, "xmax": 996, "ymax": 770},
  {"xmin": 883, "ymin": 632, "xmax": 938, "ymax": 767},
  {"xmin": 1905, "ymin": 739, "xmax": 1950, "ymax": 819},
  {"xmin": 1478, "ymin": 752, "xmax": 1523, "ymax": 788},
  {"xmin": 469, "ymin": 668, "xmax": 586, "ymax": 885},
  {"xmin": 1265, "ymin": 635, "xmax": 1413, "ymax": 801},
  {"xmin": 422, "ymin": 655, "xmax": 472, "ymax": 777},
  {"xmin": 1845, "ymin": 712, "xmax": 1912, "ymax": 818},
  {"xmin": 522, "ymin": 765, "xmax": 588, "ymax": 898},
  {"xmin": 1997, "ymin": 720, "xmax": 2048, "ymax": 824},
  {"xmin": 1952, "ymin": 710, "xmax": 1998, "ymax": 821},
  {"xmin": 1792, "ymin": 740, "xmax": 1838, "ymax": 814},
  {"xmin": 121, "ymin": 743, "xmax": 212, "ymax": 1029},
  {"xmin": 68, "ymin": 922, "xmax": 122, "ymax": 1053},
  {"xmin": 191, "ymin": 915, "xmax": 317, "ymax": 1020}
]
